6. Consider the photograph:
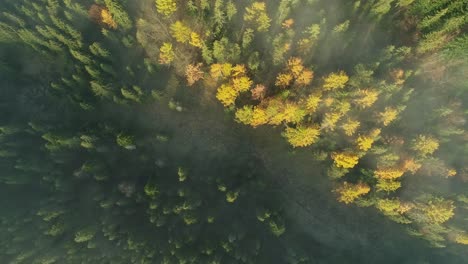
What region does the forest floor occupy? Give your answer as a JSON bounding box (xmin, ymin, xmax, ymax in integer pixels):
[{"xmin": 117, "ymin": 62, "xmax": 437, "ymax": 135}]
[{"xmin": 136, "ymin": 83, "xmax": 463, "ymax": 263}]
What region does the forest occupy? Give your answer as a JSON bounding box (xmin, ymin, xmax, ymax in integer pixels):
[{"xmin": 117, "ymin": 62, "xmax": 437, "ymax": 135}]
[{"xmin": 0, "ymin": 0, "xmax": 466, "ymax": 263}]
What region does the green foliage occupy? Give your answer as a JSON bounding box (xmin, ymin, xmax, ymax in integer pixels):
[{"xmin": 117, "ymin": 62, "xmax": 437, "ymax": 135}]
[
  {"xmin": 74, "ymin": 229, "xmax": 95, "ymax": 243},
  {"xmin": 116, "ymin": 133, "xmax": 135, "ymax": 149},
  {"xmin": 104, "ymin": 0, "xmax": 133, "ymax": 30},
  {"xmin": 212, "ymin": 37, "xmax": 241, "ymax": 63}
]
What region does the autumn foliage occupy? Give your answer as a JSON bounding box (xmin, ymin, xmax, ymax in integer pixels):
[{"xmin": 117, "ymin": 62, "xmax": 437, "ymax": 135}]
[
  {"xmin": 89, "ymin": 4, "xmax": 117, "ymax": 29},
  {"xmin": 283, "ymin": 125, "xmax": 320, "ymax": 147},
  {"xmin": 335, "ymin": 182, "xmax": 371, "ymax": 204},
  {"xmin": 185, "ymin": 63, "xmax": 204, "ymax": 86},
  {"xmin": 331, "ymin": 152, "xmax": 359, "ymax": 169}
]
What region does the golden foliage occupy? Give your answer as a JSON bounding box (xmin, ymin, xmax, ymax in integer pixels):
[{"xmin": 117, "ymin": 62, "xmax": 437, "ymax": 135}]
[
  {"xmin": 158, "ymin": 42, "xmax": 175, "ymax": 64},
  {"xmin": 276, "ymin": 57, "xmax": 313, "ymax": 87},
  {"xmin": 210, "ymin": 63, "xmax": 232, "ymax": 80},
  {"xmin": 374, "ymin": 167, "xmax": 405, "ymax": 179},
  {"xmin": 378, "ymin": 107, "xmax": 398, "ymax": 126},
  {"xmin": 216, "ymin": 84, "xmax": 237, "ymax": 107},
  {"xmin": 390, "ymin": 68, "xmax": 405, "ymax": 85},
  {"xmin": 250, "ymin": 107, "xmax": 269, "ymax": 127},
  {"xmin": 232, "ymin": 64, "xmax": 247, "ymax": 77},
  {"xmin": 282, "ymin": 103, "xmax": 306, "ymax": 124},
  {"xmin": 323, "ymin": 71, "xmax": 349, "ymax": 90},
  {"xmin": 323, "ymin": 97, "xmax": 334, "ymax": 107},
  {"xmin": 446, "ymin": 169, "xmax": 457, "ymax": 178},
  {"xmin": 266, "ymin": 100, "xmax": 285, "ymax": 125},
  {"xmin": 332, "ymin": 152, "xmax": 359, "ymax": 169},
  {"xmin": 88, "ymin": 5, "xmax": 116, "ymax": 29},
  {"xmin": 185, "ymin": 63, "xmax": 204, "ymax": 86},
  {"xmin": 282, "ymin": 18, "xmax": 295, "ymax": 29},
  {"xmin": 454, "ymin": 233, "xmax": 468, "ymax": 245},
  {"xmin": 321, "ymin": 112, "xmax": 342, "ymax": 131},
  {"xmin": 101, "ymin": 9, "xmax": 117, "ymax": 29},
  {"xmin": 335, "ymin": 182, "xmax": 370, "ymax": 204},
  {"xmin": 356, "ymin": 135, "xmax": 374, "ymax": 151},
  {"xmin": 354, "ymin": 89, "xmax": 379, "ymax": 109},
  {"xmin": 402, "ymin": 158, "xmax": 422, "ymax": 174},
  {"xmin": 189, "ymin": 32, "xmax": 203, "ymax": 48},
  {"xmin": 411, "ymin": 135, "xmax": 439, "ymax": 156},
  {"xmin": 275, "ymin": 73, "xmax": 293, "ymax": 88},
  {"xmin": 283, "ymin": 125, "xmax": 320, "ymax": 148},
  {"xmin": 287, "ymin": 57, "xmax": 304, "ymax": 77},
  {"xmin": 155, "ymin": 0, "xmax": 177, "ymax": 17},
  {"xmin": 232, "ymin": 77, "xmax": 253, "ymax": 92},
  {"xmin": 170, "ymin": 21, "xmax": 191, "ymax": 43},
  {"xmin": 341, "ymin": 119, "xmax": 360, "ymax": 136},
  {"xmin": 222, "ymin": 63, "xmax": 233, "ymax": 77},
  {"xmin": 305, "ymin": 94, "xmax": 321, "ymax": 113},
  {"xmin": 209, "ymin": 64, "xmax": 223, "ymax": 79},
  {"xmin": 334, "ymin": 101, "xmax": 351, "ymax": 115},
  {"xmin": 356, "ymin": 129, "xmax": 380, "ymax": 151},
  {"xmin": 296, "ymin": 69, "xmax": 314, "ymax": 86}
]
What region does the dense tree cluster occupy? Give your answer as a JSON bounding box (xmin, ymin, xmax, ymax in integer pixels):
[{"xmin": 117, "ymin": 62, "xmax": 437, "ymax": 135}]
[{"xmin": 132, "ymin": 0, "xmax": 467, "ymax": 248}]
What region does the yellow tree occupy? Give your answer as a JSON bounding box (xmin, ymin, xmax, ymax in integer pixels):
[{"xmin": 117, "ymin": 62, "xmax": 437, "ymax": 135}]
[
  {"xmin": 189, "ymin": 32, "xmax": 203, "ymax": 48},
  {"xmin": 423, "ymin": 198, "xmax": 455, "ymax": 224},
  {"xmin": 232, "ymin": 77, "xmax": 253, "ymax": 92},
  {"xmin": 101, "ymin": 8, "xmax": 117, "ymax": 29},
  {"xmin": 155, "ymin": 0, "xmax": 177, "ymax": 17},
  {"xmin": 296, "ymin": 69, "xmax": 314, "ymax": 86},
  {"xmin": 216, "ymin": 84, "xmax": 238, "ymax": 107},
  {"xmin": 170, "ymin": 21, "xmax": 191, "ymax": 43},
  {"xmin": 454, "ymin": 233, "xmax": 468, "ymax": 245},
  {"xmin": 335, "ymin": 182, "xmax": 370, "ymax": 204},
  {"xmin": 159, "ymin": 42, "xmax": 174, "ymax": 64},
  {"xmin": 283, "ymin": 125, "xmax": 320, "ymax": 148},
  {"xmin": 374, "ymin": 166, "xmax": 405, "ymax": 179},
  {"xmin": 356, "ymin": 129, "xmax": 380, "ymax": 151},
  {"xmin": 411, "ymin": 135, "xmax": 439, "ymax": 156},
  {"xmin": 305, "ymin": 93, "xmax": 322, "ymax": 113},
  {"xmin": 244, "ymin": 2, "xmax": 271, "ymax": 32},
  {"xmin": 250, "ymin": 107, "xmax": 269, "ymax": 127},
  {"xmin": 402, "ymin": 158, "xmax": 422, "ymax": 174},
  {"xmin": 321, "ymin": 112, "xmax": 342, "ymax": 131},
  {"xmin": 378, "ymin": 107, "xmax": 398, "ymax": 126},
  {"xmin": 332, "ymin": 152, "xmax": 359, "ymax": 169},
  {"xmin": 287, "ymin": 57, "xmax": 304, "ymax": 77},
  {"xmin": 323, "ymin": 71, "xmax": 349, "ymax": 90},
  {"xmin": 281, "ymin": 103, "xmax": 306, "ymax": 124},
  {"xmin": 376, "ymin": 179, "xmax": 401, "ymax": 192},
  {"xmin": 232, "ymin": 64, "xmax": 247, "ymax": 77},
  {"xmin": 185, "ymin": 63, "xmax": 204, "ymax": 86},
  {"xmin": 341, "ymin": 119, "xmax": 360, "ymax": 136},
  {"xmin": 357, "ymin": 135, "xmax": 374, "ymax": 151},
  {"xmin": 235, "ymin": 106, "xmax": 253, "ymax": 125},
  {"xmin": 282, "ymin": 18, "xmax": 294, "ymax": 29},
  {"xmin": 354, "ymin": 89, "xmax": 379, "ymax": 109},
  {"xmin": 210, "ymin": 63, "xmax": 232, "ymax": 80},
  {"xmin": 275, "ymin": 73, "xmax": 293, "ymax": 88}
]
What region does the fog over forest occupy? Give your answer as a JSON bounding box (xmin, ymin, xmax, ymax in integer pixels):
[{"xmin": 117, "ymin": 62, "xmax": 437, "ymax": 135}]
[{"xmin": 0, "ymin": 0, "xmax": 467, "ymax": 263}]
